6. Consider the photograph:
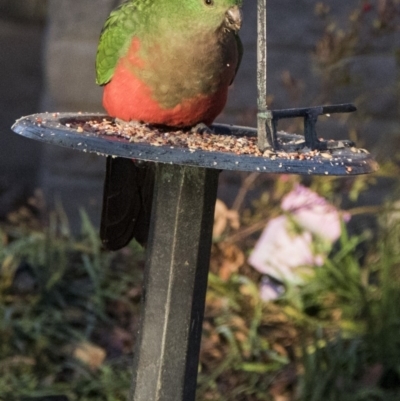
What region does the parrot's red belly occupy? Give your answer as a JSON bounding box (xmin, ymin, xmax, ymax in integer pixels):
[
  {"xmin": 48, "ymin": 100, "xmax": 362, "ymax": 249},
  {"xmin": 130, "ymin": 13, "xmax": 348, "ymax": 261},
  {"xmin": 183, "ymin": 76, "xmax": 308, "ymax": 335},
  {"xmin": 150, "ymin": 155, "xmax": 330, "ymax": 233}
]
[{"xmin": 103, "ymin": 40, "xmax": 230, "ymax": 127}]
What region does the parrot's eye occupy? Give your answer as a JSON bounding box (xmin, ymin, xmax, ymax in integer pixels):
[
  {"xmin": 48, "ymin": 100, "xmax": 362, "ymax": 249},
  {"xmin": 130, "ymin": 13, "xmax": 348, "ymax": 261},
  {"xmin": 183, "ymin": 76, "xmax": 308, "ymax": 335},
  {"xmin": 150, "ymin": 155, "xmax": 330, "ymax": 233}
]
[{"xmin": 204, "ymin": 0, "xmax": 214, "ymax": 6}]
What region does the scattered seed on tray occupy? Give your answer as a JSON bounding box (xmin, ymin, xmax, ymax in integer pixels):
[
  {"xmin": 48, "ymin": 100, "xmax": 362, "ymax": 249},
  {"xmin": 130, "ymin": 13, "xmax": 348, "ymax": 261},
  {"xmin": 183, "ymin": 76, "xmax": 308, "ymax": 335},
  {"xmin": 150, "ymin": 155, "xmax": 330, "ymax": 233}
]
[{"xmin": 58, "ymin": 118, "xmax": 368, "ymax": 161}]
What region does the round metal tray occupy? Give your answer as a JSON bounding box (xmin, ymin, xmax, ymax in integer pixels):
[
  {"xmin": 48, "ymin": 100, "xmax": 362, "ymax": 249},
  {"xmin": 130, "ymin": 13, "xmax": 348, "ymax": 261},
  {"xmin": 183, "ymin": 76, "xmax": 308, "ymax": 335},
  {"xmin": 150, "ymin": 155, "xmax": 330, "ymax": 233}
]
[{"xmin": 12, "ymin": 112, "xmax": 379, "ymax": 175}]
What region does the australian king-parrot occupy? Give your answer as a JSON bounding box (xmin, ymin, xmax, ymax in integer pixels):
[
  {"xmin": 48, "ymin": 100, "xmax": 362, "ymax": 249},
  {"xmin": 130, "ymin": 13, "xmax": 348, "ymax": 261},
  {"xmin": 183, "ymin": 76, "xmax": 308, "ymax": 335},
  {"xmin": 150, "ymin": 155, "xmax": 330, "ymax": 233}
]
[{"xmin": 96, "ymin": 0, "xmax": 243, "ymax": 250}]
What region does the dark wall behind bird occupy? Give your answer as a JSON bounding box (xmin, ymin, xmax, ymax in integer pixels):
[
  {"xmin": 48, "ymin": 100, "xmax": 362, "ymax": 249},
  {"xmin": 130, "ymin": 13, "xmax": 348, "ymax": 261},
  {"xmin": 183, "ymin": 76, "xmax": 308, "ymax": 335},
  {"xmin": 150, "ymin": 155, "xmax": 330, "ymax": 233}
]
[{"xmin": 0, "ymin": 1, "xmax": 45, "ymax": 216}]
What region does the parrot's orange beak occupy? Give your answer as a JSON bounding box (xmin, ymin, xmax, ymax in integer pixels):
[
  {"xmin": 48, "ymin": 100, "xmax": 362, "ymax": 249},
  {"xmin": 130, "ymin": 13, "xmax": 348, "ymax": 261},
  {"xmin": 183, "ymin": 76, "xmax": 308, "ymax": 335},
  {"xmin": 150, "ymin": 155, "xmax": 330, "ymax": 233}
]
[{"xmin": 225, "ymin": 5, "xmax": 243, "ymax": 32}]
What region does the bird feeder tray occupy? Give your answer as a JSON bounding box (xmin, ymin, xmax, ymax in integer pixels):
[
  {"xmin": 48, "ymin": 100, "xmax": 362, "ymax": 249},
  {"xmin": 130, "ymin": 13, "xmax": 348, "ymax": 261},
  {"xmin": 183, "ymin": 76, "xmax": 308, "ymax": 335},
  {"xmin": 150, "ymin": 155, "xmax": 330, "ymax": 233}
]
[{"xmin": 12, "ymin": 111, "xmax": 378, "ymax": 176}]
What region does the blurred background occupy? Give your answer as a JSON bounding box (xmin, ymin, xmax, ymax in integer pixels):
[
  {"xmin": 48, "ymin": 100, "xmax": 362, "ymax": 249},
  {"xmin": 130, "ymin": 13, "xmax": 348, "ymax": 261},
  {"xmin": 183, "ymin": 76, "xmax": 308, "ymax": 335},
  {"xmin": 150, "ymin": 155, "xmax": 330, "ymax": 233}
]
[
  {"xmin": 0, "ymin": 0, "xmax": 45, "ymax": 217},
  {"xmin": 0, "ymin": 1, "xmax": 400, "ymax": 400}
]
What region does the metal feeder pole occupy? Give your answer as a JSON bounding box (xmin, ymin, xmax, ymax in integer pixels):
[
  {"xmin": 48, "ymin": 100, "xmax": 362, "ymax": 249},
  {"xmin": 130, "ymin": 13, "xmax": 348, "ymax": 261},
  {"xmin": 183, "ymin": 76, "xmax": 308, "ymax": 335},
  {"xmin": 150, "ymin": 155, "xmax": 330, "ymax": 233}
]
[
  {"xmin": 257, "ymin": 0, "xmax": 275, "ymax": 150},
  {"xmin": 129, "ymin": 164, "xmax": 219, "ymax": 401}
]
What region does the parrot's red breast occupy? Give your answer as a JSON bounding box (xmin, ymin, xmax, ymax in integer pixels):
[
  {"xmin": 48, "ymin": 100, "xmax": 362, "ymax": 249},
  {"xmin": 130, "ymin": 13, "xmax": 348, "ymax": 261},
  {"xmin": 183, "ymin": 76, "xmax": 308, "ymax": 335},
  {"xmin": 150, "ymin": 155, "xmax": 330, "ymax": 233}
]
[{"xmin": 103, "ymin": 38, "xmax": 234, "ymax": 127}]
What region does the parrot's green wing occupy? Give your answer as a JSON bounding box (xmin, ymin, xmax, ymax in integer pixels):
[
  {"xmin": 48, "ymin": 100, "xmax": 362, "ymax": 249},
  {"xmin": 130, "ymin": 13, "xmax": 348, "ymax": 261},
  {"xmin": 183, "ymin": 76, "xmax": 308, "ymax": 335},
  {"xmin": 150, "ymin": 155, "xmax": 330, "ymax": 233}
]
[
  {"xmin": 96, "ymin": 1, "xmax": 139, "ymax": 86},
  {"xmin": 230, "ymin": 33, "xmax": 243, "ymax": 86}
]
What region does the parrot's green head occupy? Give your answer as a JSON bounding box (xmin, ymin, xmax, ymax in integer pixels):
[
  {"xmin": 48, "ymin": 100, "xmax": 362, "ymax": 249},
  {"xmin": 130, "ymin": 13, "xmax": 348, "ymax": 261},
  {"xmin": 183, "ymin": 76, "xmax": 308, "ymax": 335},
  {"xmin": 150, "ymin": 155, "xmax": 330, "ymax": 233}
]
[
  {"xmin": 190, "ymin": 0, "xmax": 243, "ymax": 32},
  {"xmin": 155, "ymin": 0, "xmax": 243, "ymax": 35}
]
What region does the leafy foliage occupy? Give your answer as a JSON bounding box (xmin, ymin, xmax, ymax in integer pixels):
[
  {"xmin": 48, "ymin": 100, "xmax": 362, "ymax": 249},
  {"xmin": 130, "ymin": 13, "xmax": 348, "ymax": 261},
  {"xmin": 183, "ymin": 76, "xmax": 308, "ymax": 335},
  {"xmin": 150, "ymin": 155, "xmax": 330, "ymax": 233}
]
[
  {"xmin": 2, "ymin": 165, "xmax": 400, "ymax": 401},
  {"xmin": 0, "ymin": 206, "xmax": 144, "ymax": 401}
]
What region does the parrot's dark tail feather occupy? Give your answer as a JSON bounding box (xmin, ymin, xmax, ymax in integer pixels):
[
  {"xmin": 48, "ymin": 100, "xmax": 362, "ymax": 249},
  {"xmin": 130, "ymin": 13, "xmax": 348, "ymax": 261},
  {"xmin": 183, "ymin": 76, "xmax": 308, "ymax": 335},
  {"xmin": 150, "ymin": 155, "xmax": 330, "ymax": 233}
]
[{"xmin": 100, "ymin": 157, "xmax": 155, "ymax": 250}]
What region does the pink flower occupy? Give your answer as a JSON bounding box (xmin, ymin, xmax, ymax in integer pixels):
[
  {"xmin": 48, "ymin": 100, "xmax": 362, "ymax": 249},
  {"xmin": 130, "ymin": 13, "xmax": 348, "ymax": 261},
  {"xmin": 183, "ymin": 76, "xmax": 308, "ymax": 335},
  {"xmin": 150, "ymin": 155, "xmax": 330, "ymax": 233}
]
[
  {"xmin": 248, "ymin": 215, "xmax": 323, "ymax": 284},
  {"xmin": 281, "ymin": 184, "xmax": 350, "ymax": 243},
  {"xmin": 249, "ymin": 185, "xmax": 350, "ymax": 300}
]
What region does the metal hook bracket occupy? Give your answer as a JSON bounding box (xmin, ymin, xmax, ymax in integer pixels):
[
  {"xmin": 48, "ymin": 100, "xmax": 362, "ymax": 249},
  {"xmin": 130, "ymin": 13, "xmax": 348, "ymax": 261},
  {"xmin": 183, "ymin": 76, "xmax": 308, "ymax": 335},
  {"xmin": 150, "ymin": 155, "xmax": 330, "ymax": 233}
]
[{"xmin": 269, "ymin": 103, "xmax": 357, "ymax": 151}]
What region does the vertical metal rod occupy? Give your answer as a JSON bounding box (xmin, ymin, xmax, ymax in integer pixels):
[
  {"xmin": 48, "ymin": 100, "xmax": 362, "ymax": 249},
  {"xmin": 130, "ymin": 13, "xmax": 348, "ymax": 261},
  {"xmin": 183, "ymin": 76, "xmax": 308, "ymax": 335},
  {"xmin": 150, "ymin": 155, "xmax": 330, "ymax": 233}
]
[
  {"xmin": 129, "ymin": 163, "xmax": 219, "ymax": 401},
  {"xmin": 257, "ymin": 0, "xmax": 274, "ymax": 150},
  {"xmin": 257, "ymin": 0, "xmax": 267, "ymax": 114}
]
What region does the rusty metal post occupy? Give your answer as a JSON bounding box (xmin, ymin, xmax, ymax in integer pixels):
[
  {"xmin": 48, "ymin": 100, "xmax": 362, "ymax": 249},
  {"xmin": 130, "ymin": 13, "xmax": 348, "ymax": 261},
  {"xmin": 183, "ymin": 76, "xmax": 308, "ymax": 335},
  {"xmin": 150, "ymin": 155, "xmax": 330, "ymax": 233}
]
[
  {"xmin": 129, "ymin": 163, "xmax": 219, "ymax": 401},
  {"xmin": 257, "ymin": 0, "xmax": 275, "ymax": 150}
]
